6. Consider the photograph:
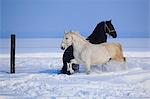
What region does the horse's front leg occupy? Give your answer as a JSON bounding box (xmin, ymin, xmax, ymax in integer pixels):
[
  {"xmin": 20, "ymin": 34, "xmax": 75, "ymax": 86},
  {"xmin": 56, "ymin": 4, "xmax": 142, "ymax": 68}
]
[
  {"xmin": 68, "ymin": 59, "xmax": 78, "ymax": 74},
  {"xmin": 67, "ymin": 62, "xmax": 74, "ymax": 74}
]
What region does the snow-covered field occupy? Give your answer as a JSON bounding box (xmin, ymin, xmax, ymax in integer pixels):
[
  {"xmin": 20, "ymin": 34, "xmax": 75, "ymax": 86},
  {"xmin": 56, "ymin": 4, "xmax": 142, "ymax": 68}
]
[
  {"xmin": 0, "ymin": 38, "xmax": 150, "ymax": 98},
  {"xmin": 0, "ymin": 53, "xmax": 150, "ymax": 99}
]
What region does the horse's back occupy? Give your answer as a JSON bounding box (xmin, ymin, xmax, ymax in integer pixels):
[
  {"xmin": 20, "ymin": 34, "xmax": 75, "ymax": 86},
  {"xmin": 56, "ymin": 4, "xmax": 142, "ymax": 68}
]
[{"xmin": 82, "ymin": 43, "xmax": 110, "ymax": 64}]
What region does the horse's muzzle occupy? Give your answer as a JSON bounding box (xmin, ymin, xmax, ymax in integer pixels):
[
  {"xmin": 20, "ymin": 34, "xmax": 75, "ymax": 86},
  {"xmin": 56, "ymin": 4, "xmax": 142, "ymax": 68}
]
[{"xmin": 61, "ymin": 46, "xmax": 65, "ymax": 50}]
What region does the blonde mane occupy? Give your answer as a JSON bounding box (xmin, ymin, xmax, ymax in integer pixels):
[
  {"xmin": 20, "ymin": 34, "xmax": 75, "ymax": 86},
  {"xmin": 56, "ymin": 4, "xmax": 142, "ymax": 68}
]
[{"xmin": 67, "ymin": 31, "xmax": 88, "ymax": 43}]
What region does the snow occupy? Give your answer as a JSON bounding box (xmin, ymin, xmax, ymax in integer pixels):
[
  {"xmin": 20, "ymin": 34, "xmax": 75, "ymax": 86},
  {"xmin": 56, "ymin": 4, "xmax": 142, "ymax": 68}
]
[
  {"xmin": 0, "ymin": 53, "xmax": 150, "ymax": 98},
  {"xmin": 0, "ymin": 38, "xmax": 150, "ymax": 98}
]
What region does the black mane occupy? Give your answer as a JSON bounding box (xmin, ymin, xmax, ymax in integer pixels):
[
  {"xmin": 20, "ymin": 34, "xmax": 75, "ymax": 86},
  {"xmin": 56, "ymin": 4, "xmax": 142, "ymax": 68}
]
[{"xmin": 87, "ymin": 21, "xmax": 107, "ymax": 44}]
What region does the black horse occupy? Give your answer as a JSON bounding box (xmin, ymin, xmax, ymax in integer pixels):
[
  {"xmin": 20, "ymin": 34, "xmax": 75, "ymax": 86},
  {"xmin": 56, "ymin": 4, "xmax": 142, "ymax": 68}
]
[{"xmin": 60, "ymin": 20, "xmax": 117, "ymax": 75}]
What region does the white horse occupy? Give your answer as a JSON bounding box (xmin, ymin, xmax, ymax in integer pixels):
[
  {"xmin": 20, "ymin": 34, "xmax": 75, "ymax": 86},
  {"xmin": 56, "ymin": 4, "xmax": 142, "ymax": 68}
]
[{"xmin": 61, "ymin": 31, "xmax": 126, "ymax": 74}]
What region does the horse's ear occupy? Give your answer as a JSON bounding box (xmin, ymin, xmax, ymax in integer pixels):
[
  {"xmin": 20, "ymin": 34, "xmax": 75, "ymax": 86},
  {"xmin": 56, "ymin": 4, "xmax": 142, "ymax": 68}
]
[
  {"xmin": 64, "ymin": 30, "xmax": 67, "ymax": 34},
  {"xmin": 109, "ymin": 19, "xmax": 112, "ymax": 22},
  {"xmin": 70, "ymin": 30, "xmax": 73, "ymax": 33}
]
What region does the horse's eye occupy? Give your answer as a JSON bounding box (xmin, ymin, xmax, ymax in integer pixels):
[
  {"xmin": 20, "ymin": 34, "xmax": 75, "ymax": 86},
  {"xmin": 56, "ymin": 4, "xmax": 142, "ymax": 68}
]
[{"xmin": 66, "ymin": 37, "xmax": 68, "ymax": 40}]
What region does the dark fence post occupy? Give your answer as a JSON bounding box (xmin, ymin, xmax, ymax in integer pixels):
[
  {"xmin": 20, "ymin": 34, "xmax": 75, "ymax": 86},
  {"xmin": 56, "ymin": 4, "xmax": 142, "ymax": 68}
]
[{"xmin": 10, "ymin": 34, "xmax": 16, "ymax": 73}]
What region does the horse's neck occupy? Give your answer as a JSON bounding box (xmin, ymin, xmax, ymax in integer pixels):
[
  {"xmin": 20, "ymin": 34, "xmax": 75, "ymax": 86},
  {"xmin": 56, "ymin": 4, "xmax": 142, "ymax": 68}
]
[
  {"xmin": 88, "ymin": 25, "xmax": 107, "ymax": 44},
  {"xmin": 72, "ymin": 35, "xmax": 87, "ymax": 52}
]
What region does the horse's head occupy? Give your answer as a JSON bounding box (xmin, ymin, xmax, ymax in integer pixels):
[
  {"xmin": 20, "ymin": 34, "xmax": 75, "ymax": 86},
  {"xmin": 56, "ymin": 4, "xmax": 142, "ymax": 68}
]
[
  {"xmin": 105, "ymin": 20, "xmax": 117, "ymax": 38},
  {"xmin": 61, "ymin": 31, "xmax": 80, "ymax": 50},
  {"xmin": 61, "ymin": 31, "xmax": 73, "ymax": 50}
]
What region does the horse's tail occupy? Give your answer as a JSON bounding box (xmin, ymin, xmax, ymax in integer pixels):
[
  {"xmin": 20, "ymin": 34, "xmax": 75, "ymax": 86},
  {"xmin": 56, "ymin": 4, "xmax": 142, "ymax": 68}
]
[
  {"xmin": 115, "ymin": 43, "xmax": 123, "ymax": 52},
  {"xmin": 116, "ymin": 43, "xmax": 126, "ymax": 62}
]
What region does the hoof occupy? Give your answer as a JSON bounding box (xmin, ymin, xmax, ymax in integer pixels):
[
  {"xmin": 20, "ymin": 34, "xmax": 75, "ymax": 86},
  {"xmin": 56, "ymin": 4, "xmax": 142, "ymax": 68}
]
[{"xmin": 70, "ymin": 70, "xmax": 74, "ymax": 74}]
